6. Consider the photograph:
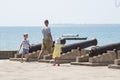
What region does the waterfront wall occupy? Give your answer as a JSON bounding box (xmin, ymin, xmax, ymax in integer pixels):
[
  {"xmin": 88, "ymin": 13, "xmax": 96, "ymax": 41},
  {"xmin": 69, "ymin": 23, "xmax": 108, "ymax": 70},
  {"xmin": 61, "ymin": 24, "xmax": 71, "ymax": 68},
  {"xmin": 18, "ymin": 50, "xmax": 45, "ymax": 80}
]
[{"xmin": 0, "ymin": 51, "xmax": 17, "ymax": 59}]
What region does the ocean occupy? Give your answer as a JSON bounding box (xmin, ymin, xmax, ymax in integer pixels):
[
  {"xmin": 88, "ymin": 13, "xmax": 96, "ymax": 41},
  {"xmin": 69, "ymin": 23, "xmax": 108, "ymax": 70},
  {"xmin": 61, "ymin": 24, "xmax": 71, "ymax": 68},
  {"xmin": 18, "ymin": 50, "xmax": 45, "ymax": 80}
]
[{"xmin": 0, "ymin": 24, "xmax": 120, "ymax": 50}]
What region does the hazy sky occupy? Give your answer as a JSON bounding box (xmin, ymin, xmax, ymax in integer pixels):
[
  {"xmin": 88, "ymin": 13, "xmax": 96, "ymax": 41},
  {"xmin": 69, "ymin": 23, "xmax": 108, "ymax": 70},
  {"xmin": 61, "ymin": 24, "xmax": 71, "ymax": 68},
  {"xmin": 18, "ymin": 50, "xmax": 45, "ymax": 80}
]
[{"xmin": 0, "ymin": 0, "xmax": 120, "ymax": 26}]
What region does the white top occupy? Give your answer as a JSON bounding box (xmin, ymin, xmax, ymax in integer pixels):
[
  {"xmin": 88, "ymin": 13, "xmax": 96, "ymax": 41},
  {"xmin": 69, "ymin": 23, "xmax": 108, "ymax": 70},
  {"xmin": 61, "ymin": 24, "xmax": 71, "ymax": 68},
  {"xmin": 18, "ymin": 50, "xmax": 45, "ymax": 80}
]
[
  {"xmin": 42, "ymin": 27, "xmax": 51, "ymax": 40},
  {"xmin": 21, "ymin": 39, "xmax": 30, "ymax": 49},
  {"xmin": 56, "ymin": 38, "xmax": 61, "ymax": 44}
]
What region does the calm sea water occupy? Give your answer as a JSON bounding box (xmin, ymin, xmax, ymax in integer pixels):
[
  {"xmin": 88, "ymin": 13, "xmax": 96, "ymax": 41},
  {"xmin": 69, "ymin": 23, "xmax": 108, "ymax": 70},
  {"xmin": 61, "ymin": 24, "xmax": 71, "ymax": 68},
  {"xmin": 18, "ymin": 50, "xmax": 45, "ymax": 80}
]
[{"xmin": 0, "ymin": 24, "xmax": 120, "ymax": 50}]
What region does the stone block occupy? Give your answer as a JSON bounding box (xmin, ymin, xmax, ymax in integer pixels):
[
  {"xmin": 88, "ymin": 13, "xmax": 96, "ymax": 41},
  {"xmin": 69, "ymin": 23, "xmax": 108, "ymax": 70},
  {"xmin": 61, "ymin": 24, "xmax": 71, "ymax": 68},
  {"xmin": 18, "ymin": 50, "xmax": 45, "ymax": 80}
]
[
  {"xmin": 0, "ymin": 51, "xmax": 17, "ymax": 59},
  {"xmin": 89, "ymin": 56, "xmax": 97, "ymax": 63},
  {"xmin": 43, "ymin": 54, "xmax": 52, "ymax": 59},
  {"xmin": 99, "ymin": 53, "xmax": 106, "ymax": 63},
  {"xmin": 114, "ymin": 59, "xmax": 120, "ymax": 65},
  {"xmin": 29, "ymin": 52, "xmax": 37, "ymax": 58},
  {"xmin": 89, "ymin": 51, "xmax": 116, "ymax": 63},
  {"xmin": 105, "ymin": 53, "xmax": 113, "ymax": 62},
  {"xmin": 107, "ymin": 51, "xmax": 116, "ymax": 60},
  {"xmin": 80, "ymin": 49, "xmax": 90, "ymax": 56},
  {"xmin": 95, "ymin": 55, "xmax": 101, "ymax": 63},
  {"xmin": 60, "ymin": 49, "xmax": 80, "ymax": 60},
  {"xmin": 108, "ymin": 64, "xmax": 120, "ymax": 69},
  {"xmin": 103, "ymin": 53, "xmax": 110, "ymax": 62},
  {"xmin": 117, "ymin": 50, "xmax": 120, "ymax": 59},
  {"xmin": 76, "ymin": 54, "xmax": 89, "ymax": 62},
  {"xmin": 71, "ymin": 62, "xmax": 108, "ymax": 66}
]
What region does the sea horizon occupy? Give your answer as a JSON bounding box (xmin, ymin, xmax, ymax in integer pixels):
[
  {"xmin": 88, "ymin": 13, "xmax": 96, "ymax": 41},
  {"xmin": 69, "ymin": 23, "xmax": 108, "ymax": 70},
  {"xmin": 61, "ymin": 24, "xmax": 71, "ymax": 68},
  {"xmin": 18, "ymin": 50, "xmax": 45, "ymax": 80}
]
[{"xmin": 0, "ymin": 24, "xmax": 120, "ymax": 27}]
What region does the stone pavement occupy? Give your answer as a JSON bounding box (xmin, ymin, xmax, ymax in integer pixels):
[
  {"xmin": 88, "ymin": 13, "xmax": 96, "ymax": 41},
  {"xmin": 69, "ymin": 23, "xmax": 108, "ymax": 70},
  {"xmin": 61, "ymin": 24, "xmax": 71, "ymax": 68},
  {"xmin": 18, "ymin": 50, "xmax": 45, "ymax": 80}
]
[{"xmin": 0, "ymin": 60, "xmax": 120, "ymax": 80}]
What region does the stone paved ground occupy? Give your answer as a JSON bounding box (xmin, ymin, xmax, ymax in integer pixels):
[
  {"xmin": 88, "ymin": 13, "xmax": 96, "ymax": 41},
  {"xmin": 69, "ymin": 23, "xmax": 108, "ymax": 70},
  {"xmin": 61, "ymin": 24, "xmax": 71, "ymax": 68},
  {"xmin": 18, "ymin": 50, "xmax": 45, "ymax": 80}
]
[{"xmin": 0, "ymin": 60, "xmax": 120, "ymax": 80}]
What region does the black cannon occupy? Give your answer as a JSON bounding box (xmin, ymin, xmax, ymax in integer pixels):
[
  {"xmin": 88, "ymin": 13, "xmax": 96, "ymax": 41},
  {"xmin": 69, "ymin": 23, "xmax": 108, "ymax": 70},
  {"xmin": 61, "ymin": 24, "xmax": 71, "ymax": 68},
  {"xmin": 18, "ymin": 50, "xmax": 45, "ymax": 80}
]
[
  {"xmin": 89, "ymin": 42, "xmax": 120, "ymax": 57},
  {"xmin": 29, "ymin": 43, "xmax": 42, "ymax": 53},
  {"xmin": 61, "ymin": 38, "xmax": 97, "ymax": 53},
  {"xmin": 29, "ymin": 39, "xmax": 66, "ymax": 52}
]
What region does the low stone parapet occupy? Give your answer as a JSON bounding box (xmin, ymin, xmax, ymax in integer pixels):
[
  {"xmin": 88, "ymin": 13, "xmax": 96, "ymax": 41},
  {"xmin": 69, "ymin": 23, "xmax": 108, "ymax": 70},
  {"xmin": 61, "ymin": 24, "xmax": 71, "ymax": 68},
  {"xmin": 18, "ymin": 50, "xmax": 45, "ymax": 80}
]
[
  {"xmin": 76, "ymin": 54, "xmax": 89, "ymax": 62},
  {"xmin": 108, "ymin": 59, "xmax": 120, "ymax": 69},
  {"xmin": 117, "ymin": 50, "xmax": 120, "ymax": 59},
  {"xmin": 89, "ymin": 51, "xmax": 116, "ymax": 64},
  {"xmin": 60, "ymin": 49, "xmax": 80, "ymax": 60},
  {"xmin": 114, "ymin": 59, "xmax": 120, "ymax": 65},
  {"xmin": 0, "ymin": 51, "xmax": 17, "ymax": 59}
]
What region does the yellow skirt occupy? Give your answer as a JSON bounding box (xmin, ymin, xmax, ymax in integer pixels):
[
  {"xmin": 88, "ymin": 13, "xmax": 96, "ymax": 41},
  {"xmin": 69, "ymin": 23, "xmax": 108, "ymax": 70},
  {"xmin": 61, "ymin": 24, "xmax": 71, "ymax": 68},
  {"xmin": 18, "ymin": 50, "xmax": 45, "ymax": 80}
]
[{"xmin": 52, "ymin": 44, "xmax": 62, "ymax": 59}]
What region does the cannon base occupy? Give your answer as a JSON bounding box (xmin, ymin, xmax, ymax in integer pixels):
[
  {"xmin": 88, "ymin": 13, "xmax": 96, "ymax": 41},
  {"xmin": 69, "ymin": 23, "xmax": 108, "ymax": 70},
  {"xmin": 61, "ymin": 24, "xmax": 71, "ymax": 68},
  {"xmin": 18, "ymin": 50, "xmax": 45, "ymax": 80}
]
[
  {"xmin": 108, "ymin": 59, "xmax": 120, "ymax": 69},
  {"xmin": 71, "ymin": 62, "xmax": 109, "ymax": 66},
  {"xmin": 108, "ymin": 64, "xmax": 120, "ymax": 69},
  {"xmin": 9, "ymin": 58, "xmax": 37, "ymax": 62},
  {"xmin": 38, "ymin": 59, "xmax": 75, "ymax": 64}
]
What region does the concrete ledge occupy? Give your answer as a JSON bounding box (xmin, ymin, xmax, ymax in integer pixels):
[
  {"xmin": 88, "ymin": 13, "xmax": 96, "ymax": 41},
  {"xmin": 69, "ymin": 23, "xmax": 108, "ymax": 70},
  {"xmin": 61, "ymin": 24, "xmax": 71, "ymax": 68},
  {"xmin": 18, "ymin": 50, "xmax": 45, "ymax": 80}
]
[
  {"xmin": 76, "ymin": 54, "xmax": 89, "ymax": 62},
  {"xmin": 108, "ymin": 64, "xmax": 120, "ymax": 69},
  {"xmin": 61, "ymin": 49, "xmax": 80, "ymax": 60},
  {"xmin": 9, "ymin": 58, "xmax": 37, "ymax": 62},
  {"xmin": 71, "ymin": 62, "xmax": 109, "ymax": 66},
  {"xmin": 10, "ymin": 58, "xmax": 75, "ymax": 63},
  {"xmin": 0, "ymin": 51, "xmax": 17, "ymax": 59},
  {"xmin": 114, "ymin": 59, "xmax": 120, "ymax": 65},
  {"xmin": 43, "ymin": 54, "xmax": 52, "ymax": 59},
  {"xmin": 38, "ymin": 59, "xmax": 75, "ymax": 64},
  {"xmin": 117, "ymin": 50, "xmax": 120, "ymax": 59}
]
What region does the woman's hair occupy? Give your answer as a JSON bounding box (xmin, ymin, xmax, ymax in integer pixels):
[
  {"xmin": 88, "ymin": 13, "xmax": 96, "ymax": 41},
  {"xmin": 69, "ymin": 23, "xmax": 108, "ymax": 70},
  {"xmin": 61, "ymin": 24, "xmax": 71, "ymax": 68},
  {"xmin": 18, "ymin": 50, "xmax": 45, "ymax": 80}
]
[
  {"xmin": 44, "ymin": 20, "xmax": 49, "ymax": 23},
  {"xmin": 23, "ymin": 33, "xmax": 28, "ymax": 36}
]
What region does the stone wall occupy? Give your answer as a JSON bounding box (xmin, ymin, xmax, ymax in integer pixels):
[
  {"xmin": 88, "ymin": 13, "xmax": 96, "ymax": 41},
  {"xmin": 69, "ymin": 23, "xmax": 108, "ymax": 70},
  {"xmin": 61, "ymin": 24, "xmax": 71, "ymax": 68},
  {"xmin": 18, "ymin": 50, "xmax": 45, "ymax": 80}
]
[
  {"xmin": 0, "ymin": 51, "xmax": 17, "ymax": 59},
  {"xmin": 60, "ymin": 49, "xmax": 80, "ymax": 60},
  {"xmin": 75, "ymin": 49, "xmax": 90, "ymax": 62}
]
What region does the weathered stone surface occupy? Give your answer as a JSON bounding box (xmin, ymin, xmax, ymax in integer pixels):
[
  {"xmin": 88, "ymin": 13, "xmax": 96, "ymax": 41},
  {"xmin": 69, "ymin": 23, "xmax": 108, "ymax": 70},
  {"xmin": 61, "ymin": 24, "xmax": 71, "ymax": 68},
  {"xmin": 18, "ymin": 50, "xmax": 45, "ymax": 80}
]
[
  {"xmin": 14, "ymin": 53, "xmax": 21, "ymax": 58},
  {"xmin": 107, "ymin": 51, "xmax": 116, "ymax": 60},
  {"xmin": 89, "ymin": 50, "xmax": 117, "ymax": 63},
  {"xmin": 114, "ymin": 59, "xmax": 120, "ymax": 65},
  {"xmin": 80, "ymin": 49, "xmax": 90, "ymax": 56},
  {"xmin": 43, "ymin": 54, "xmax": 52, "ymax": 59},
  {"xmin": 76, "ymin": 54, "xmax": 89, "ymax": 62},
  {"xmin": 105, "ymin": 53, "xmax": 113, "ymax": 63},
  {"xmin": 0, "ymin": 51, "xmax": 17, "ymax": 59},
  {"xmin": 108, "ymin": 64, "xmax": 120, "ymax": 69},
  {"xmin": 38, "ymin": 59, "xmax": 74, "ymax": 64},
  {"xmin": 117, "ymin": 50, "xmax": 120, "ymax": 59},
  {"xmin": 98, "ymin": 54, "xmax": 104, "ymax": 63},
  {"xmin": 95, "ymin": 55, "xmax": 101, "ymax": 63},
  {"xmin": 71, "ymin": 62, "xmax": 108, "ymax": 66},
  {"xmin": 29, "ymin": 52, "xmax": 37, "ymax": 58},
  {"xmin": 89, "ymin": 51, "xmax": 116, "ymax": 64},
  {"xmin": 9, "ymin": 58, "xmax": 37, "ymax": 62},
  {"xmin": 60, "ymin": 49, "xmax": 80, "ymax": 60},
  {"xmin": 100, "ymin": 53, "xmax": 109, "ymax": 63},
  {"xmin": 89, "ymin": 57, "xmax": 97, "ymax": 63}
]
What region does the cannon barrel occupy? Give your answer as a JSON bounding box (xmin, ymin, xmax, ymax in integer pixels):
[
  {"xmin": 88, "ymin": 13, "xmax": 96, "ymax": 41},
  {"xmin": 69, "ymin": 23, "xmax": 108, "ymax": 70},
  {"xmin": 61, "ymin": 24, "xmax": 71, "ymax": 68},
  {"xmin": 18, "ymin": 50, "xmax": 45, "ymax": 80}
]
[
  {"xmin": 61, "ymin": 38, "xmax": 97, "ymax": 53},
  {"xmin": 89, "ymin": 42, "xmax": 120, "ymax": 57},
  {"xmin": 29, "ymin": 39, "xmax": 66, "ymax": 52},
  {"xmin": 29, "ymin": 43, "xmax": 42, "ymax": 53}
]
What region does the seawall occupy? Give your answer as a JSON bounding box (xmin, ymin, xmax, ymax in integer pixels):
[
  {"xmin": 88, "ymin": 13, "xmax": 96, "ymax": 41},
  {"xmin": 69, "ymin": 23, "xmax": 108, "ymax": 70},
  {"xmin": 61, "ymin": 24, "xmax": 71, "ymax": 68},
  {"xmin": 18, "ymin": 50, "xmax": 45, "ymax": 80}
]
[{"xmin": 0, "ymin": 51, "xmax": 17, "ymax": 59}]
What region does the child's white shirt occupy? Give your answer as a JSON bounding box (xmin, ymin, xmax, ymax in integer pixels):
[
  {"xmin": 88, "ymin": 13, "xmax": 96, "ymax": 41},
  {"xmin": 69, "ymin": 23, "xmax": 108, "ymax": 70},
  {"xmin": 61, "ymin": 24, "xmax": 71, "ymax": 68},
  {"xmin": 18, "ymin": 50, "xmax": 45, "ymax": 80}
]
[{"xmin": 21, "ymin": 39, "xmax": 30, "ymax": 49}]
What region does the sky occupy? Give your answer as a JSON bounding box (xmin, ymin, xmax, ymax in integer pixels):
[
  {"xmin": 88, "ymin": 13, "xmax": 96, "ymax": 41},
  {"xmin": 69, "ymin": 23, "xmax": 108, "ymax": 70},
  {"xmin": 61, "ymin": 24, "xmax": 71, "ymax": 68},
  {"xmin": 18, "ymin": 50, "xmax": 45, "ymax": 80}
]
[{"xmin": 0, "ymin": 0, "xmax": 120, "ymax": 26}]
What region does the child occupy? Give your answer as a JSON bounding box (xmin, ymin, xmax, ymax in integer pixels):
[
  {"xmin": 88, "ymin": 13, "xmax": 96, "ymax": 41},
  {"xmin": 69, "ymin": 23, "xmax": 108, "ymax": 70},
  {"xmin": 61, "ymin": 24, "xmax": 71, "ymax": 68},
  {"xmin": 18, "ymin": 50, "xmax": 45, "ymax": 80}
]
[
  {"xmin": 52, "ymin": 38, "xmax": 62, "ymax": 66},
  {"xmin": 19, "ymin": 33, "xmax": 31, "ymax": 62}
]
